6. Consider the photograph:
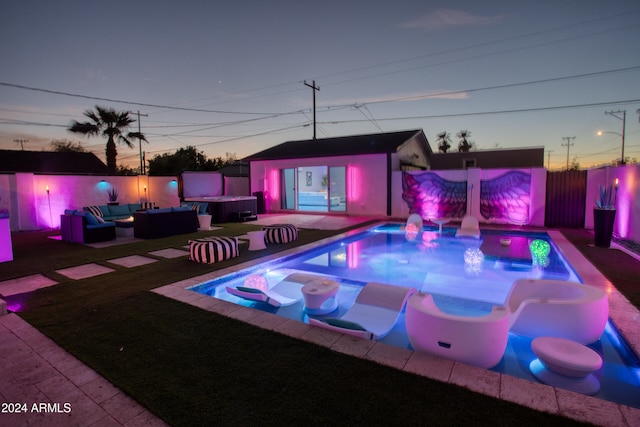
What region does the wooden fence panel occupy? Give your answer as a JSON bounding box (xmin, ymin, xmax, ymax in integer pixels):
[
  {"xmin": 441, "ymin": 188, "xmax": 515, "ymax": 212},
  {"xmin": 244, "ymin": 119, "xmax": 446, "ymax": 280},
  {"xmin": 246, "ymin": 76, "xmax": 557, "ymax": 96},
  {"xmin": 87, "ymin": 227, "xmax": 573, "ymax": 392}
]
[{"xmin": 545, "ymin": 170, "xmax": 587, "ymax": 228}]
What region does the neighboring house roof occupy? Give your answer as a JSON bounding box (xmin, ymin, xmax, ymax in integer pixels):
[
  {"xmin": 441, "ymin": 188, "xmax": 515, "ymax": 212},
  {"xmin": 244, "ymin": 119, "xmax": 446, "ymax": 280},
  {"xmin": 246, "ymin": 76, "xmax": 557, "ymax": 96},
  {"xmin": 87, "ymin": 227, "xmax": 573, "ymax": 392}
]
[
  {"xmin": 243, "ymin": 129, "xmax": 430, "ymax": 161},
  {"xmin": 0, "ymin": 150, "xmax": 111, "ymax": 174}
]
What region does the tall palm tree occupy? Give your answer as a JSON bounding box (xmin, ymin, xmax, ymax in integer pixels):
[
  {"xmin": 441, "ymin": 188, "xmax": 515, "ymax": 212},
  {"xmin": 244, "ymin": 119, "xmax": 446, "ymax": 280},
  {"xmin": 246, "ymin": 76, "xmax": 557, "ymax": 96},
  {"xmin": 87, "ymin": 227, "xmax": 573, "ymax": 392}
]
[
  {"xmin": 457, "ymin": 130, "xmax": 472, "ymax": 152},
  {"xmin": 68, "ymin": 106, "xmax": 147, "ymax": 173},
  {"xmin": 436, "ymin": 131, "xmax": 451, "ymax": 153}
]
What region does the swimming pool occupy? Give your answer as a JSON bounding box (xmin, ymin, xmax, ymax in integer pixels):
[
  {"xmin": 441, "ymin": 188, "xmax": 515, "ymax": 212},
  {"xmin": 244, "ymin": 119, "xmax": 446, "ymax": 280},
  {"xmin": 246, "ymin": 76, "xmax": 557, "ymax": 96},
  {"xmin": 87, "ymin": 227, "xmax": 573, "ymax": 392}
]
[{"xmin": 190, "ymin": 223, "xmax": 640, "ymax": 409}]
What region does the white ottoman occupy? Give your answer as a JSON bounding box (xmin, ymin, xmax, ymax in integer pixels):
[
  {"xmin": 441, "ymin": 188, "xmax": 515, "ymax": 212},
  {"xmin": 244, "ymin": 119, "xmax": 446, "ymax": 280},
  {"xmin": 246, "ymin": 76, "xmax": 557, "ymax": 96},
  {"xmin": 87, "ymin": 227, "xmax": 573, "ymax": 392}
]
[
  {"xmin": 198, "ymin": 214, "xmax": 212, "ymax": 230},
  {"xmin": 530, "ymin": 336, "xmax": 603, "ymax": 395}
]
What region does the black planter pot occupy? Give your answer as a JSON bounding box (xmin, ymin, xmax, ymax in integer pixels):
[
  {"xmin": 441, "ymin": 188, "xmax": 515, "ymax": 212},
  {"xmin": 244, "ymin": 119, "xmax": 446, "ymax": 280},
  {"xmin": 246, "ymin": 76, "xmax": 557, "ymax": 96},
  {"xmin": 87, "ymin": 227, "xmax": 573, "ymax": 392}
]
[
  {"xmin": 593, "ymin": 208, "xmax": 616, "ymax": 248},
  {"xmin": 107, "ymin": 202, "xmax": 119, "ymax": 206}
]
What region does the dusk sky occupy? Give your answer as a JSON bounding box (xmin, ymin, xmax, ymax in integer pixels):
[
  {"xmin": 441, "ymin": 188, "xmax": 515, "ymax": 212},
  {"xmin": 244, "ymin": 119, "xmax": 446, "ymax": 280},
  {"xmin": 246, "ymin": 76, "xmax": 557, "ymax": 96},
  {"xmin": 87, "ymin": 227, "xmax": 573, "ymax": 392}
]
[{"xmin": 1, "ymin": 1, "xmax": 639, "ymax": 170}]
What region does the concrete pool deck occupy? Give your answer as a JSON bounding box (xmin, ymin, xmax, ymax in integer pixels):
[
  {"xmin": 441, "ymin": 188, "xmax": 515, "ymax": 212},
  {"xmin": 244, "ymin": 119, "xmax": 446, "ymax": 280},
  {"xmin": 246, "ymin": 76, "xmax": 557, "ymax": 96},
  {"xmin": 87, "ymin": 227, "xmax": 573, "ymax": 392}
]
[{"xmin": 1, "ymin": 216, "xmax": 639, "ymax": 426}]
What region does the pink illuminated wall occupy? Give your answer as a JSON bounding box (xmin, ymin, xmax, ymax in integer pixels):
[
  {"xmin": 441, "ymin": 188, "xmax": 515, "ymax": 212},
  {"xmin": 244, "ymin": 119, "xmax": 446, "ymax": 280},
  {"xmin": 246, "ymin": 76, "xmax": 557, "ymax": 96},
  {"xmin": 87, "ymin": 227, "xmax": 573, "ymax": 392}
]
[
  {"xmin": 2, "ymin": 173, "xmax": 180, "ymax": 231},
  {"xmin": 585, "ymin": 165, "xmax": 639, "ymax": 240},
  {"xmin": 479, "ymin": 171, "xmax": 531, "ymax": 224},
  {"xmin": 402, "ymin": 172, "xmax": 467, "ymax": 219}
]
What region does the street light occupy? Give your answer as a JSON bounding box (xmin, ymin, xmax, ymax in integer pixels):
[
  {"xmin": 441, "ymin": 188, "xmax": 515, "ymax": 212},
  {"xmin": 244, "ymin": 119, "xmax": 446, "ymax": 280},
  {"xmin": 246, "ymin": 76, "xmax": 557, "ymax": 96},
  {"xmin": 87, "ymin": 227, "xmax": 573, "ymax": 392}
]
[
  {"xmin": 602, "ymin": 110, "xmax": 626, "ymax": 165},
  {"xmin": 597, "ymin": 130, "xmax": 624, "ymax": 165}
]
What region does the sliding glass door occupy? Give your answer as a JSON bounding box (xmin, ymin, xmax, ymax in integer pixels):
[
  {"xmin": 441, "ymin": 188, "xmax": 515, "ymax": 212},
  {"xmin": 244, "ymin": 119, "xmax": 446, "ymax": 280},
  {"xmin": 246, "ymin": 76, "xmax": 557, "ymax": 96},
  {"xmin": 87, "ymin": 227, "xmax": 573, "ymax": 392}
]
[
  {"xmin": 328, "ymin": 166, "xmax": 346, "ymax": 212},
  {"xmin": 281, "ymin": 168, "xmax": 296, "ymax": 210},
  {"xmin": 279, "ymin": 165, "xmax": 346, "ymax": 212}
]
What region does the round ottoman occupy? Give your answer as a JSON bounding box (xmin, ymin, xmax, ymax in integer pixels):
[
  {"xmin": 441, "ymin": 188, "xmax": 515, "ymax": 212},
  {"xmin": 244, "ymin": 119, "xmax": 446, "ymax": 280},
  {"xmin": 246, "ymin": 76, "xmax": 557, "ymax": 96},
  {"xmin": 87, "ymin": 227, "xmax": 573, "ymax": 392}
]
[
  {"xmin": 529, "ymin": 336, "xmax": 603, "ymax": 395},
  {"xmin": 263, "ymin": 224, "xmax": 298, "ymax": 244}
]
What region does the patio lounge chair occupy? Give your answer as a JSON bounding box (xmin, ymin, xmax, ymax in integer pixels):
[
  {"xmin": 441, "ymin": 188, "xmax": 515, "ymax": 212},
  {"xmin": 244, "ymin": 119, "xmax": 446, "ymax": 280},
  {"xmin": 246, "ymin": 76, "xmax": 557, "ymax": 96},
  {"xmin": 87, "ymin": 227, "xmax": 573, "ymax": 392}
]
[
  {"xmin": 308, "ymin": 282, "xmax": 417, "ymax": 340},
  {"xmin": 226, "ymin": 272, "xmax": 321, "ymax": 307},
  {"xmin": 405, "ymin": 293, "xmax": 509, "ymax": 369},
  {"xmin": 455, "ymin": 215, "xmax": 481, "ymax": 239},
  {"xmin": 505, "ymin": 279, "xmax": 608, "ymax": 344}
]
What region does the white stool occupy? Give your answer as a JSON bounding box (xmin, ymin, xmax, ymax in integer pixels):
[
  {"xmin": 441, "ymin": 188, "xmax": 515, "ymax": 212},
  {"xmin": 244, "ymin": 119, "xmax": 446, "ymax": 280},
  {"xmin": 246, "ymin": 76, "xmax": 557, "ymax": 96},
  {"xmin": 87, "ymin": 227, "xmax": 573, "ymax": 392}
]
[
  {"xmin": 530, "ymin": 336, "xmax": 603, "ymax": 395},
  {"xmin": 302, "ymin": 279, "xmax": 339, "ymax": 315},
  {"xmin": 198, "ymin": 214, "xmax": 212, "ymax": 230},
  {"xmin": 247, "ymin": 230, "xmax": 266, "ymax": 251}
]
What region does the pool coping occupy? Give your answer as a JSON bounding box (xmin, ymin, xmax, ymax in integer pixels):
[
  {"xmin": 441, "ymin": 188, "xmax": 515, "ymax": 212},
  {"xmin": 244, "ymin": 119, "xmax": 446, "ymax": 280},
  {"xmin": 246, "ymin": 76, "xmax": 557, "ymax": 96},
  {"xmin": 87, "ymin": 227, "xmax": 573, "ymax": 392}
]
[{"xmin": 152, "ymin": 223, "xmax": 640, "ymax": 426}]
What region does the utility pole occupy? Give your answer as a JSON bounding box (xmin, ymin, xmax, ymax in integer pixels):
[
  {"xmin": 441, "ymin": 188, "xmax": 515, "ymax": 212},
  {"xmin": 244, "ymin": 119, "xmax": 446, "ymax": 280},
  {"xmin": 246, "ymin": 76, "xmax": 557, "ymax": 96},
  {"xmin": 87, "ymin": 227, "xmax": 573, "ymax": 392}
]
[
  {"xmin": 13, "ymin": 139, "xmax": 28, "ymax": 150},
  {"xmin": 604, "ymin": 109, "xmax": 626, "ymax": 165},
  {"xmin": 132, "ymin": 110, "xmax": 148, "ymax": 174},
  {"xmin": 304, "ymin": 80, "xmax": 319, "ymax": 139},
  {"xmin": 561, "ymin": 137, "xmax": 575, "ymax": 170},
  {"xmin": 547, "ymin": 150, "xmax": 553, "ymax": 169}
]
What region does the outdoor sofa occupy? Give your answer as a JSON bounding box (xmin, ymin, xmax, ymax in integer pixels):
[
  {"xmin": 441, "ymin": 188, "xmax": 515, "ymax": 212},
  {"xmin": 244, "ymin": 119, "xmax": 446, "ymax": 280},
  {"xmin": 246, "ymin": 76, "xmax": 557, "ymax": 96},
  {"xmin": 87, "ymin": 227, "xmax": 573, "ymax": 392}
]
[
  {"xmin": 60, "ymin": 210, "xmax": 116, "ymax": 244},
  {"xmin": 133, "ymin": 207, "xmax": 198, "ymax": 239}
]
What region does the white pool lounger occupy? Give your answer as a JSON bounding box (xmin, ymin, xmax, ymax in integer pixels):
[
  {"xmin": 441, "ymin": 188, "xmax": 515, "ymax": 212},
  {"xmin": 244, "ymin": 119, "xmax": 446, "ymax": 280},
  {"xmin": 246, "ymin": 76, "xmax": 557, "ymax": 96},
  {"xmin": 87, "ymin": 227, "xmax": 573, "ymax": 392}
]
[
  {"xmin": 308, "ymin": 282, "xmax": 417, "ymax": 340},
  {"xmin": 226, "ymin": 272, "xmax": 320, "ymax": 307}
]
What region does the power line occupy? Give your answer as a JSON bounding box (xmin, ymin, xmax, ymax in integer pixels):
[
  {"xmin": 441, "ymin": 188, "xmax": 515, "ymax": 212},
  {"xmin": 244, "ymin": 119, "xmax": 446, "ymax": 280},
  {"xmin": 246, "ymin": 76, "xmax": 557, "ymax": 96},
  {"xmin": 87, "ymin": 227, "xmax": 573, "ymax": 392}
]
[
  {"xmin": 0, "ymin": 82, "xmax": 304, "ymax": 116},
  {"xmin": 308, "ymin": 8, "xmax": 640, "ymax": 84},
  {"xmin": 317, "ymin": 98, "xmax": 640, "ymax": 124},
  {"xmin": 357, "ymin": 66, "xmax": 640, "ymax": 107},
  {"xmin": 318, "ymin": 23, "xmax": 640, "ymax": 89}
]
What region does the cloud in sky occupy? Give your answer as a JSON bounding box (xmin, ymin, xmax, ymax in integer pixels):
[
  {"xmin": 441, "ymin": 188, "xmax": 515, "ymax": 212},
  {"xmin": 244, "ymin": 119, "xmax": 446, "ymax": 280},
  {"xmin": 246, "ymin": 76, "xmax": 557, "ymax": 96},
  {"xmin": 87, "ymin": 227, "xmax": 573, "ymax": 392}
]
[{"xmin": 400, "ymin": 8, "xmax": 507, "ymax": 31}]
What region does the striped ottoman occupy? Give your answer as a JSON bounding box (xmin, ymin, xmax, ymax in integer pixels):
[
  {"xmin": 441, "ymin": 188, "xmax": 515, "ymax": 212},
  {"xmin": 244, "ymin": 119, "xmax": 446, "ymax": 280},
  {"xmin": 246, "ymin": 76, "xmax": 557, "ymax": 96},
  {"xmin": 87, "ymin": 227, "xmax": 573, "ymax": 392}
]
[
  {"xmin": 189, "ymin": 236, "xmax": 239, "ymax": 264},
  {"xmin": 263, "ymin": 224, "xmax": 298, "ymax": 244}
]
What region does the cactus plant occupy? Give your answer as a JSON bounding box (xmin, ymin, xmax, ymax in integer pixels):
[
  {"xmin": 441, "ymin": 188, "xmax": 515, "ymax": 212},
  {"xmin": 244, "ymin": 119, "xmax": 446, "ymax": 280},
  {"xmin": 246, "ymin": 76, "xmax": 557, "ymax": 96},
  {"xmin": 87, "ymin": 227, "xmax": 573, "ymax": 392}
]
[
  {"xmin": 106, "ymin": 187, "xmax": 119, "ymax": 202},
  {"xmin": 595, "ymin": 184, "xmax": 615, "ymax": 210}
]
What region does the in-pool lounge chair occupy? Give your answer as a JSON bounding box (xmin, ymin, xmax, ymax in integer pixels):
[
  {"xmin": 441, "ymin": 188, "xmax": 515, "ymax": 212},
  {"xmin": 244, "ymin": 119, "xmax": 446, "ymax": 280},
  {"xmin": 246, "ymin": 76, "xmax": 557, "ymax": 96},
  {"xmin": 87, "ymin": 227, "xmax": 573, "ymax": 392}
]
[
  {"xmin": 455, "ymin": 215, "xmax": 481, "ymax": 239},
  {"xmin": 226, "ymin": 272, "xmax": 319, "ymax": 307},
  {"xmin": 505, "ymin": 279, "xmax": 608, "ymax": 344},
  {"xmin": 308, "ymin": 282, "xmax": 417, "ymax": 340}
]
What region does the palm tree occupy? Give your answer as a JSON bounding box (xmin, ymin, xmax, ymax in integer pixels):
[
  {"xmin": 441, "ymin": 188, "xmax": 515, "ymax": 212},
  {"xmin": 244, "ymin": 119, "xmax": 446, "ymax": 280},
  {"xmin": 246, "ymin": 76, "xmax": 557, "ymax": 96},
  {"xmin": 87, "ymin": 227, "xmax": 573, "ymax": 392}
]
[
  {"xmin": 436, "ymin": 131, "xmax": 451, "ymax": 153},
  {"xmin": 68, "ymin": 106, "xmax": 147, "ymax": 173},
  {"xmin": 457, "ymin": 130, "xmax": 472, "ymax": 152}
]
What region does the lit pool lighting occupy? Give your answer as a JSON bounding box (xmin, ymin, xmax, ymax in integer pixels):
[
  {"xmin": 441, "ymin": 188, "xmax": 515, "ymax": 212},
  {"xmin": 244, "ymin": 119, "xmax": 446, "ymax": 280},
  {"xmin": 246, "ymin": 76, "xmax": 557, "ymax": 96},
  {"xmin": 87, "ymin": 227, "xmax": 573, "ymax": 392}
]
[{"xmin": 190, "ymin": 223, "xmax": 640, "ymax": 409}]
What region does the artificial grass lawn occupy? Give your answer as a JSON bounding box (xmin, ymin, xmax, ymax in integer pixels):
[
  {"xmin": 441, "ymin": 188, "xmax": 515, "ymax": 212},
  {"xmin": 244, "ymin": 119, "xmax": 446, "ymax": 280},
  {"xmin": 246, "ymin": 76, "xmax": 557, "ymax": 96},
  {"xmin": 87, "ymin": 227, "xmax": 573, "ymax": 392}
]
[{"xmin": 5, "ymin": 224, "xmax": 589, "ymax": 425}]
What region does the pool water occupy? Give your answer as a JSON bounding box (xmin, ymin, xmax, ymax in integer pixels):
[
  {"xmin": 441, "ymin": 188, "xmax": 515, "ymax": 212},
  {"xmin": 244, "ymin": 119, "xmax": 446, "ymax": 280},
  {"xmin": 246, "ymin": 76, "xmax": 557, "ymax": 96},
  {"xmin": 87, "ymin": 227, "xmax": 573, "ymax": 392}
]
[{"xmin": 191, "ymin": 224, "xmax": 640, "ymax": 409}]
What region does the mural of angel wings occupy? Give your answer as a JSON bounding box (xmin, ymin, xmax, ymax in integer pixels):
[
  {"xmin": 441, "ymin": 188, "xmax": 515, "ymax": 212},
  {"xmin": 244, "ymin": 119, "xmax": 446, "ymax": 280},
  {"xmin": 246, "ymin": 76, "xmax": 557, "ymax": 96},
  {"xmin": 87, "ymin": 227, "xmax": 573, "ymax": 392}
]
[
  {"xmin": 480, "ymin": 171, "xmax": 531, "ymax": 224},
  {"xmin": 402, "ymin": 172, "xmax": 467, "ymax": 219}
]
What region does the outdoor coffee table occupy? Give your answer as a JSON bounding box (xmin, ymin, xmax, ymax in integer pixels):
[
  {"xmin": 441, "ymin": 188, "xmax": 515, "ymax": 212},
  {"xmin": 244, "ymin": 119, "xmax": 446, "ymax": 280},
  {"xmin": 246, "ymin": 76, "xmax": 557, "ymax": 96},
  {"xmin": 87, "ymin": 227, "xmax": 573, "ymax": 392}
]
[
  {"xmin": 246, "ymin": 230, "xmax": 266, "ymax": 251},
  {"xmin": 113, "ymin": 218, "xmax": 134, "ymax": 237}
]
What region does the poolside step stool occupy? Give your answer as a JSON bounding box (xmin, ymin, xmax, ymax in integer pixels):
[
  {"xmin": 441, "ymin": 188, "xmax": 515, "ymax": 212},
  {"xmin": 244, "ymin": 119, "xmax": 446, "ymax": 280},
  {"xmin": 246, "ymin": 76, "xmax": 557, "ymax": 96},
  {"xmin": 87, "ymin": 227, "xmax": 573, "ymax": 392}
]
[
  {"xmin": 263, "ymin": 224, "xmax": 298, "ymax": 244},
  {"xmin": 189, "ymin": 236, "xmax": 239, "ymax": 264}
]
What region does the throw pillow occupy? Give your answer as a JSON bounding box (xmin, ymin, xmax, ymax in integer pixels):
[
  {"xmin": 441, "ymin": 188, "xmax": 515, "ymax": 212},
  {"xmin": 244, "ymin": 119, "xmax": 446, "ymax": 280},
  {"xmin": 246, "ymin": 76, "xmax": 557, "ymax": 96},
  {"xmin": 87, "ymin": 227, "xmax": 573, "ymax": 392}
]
[
  {"xmin": 96, "ymin": 216, "xmax": 105, "ymax": 223},
  {"xmin": 86, "ymin": 206, "xmax": 103, "ymax": 218}
]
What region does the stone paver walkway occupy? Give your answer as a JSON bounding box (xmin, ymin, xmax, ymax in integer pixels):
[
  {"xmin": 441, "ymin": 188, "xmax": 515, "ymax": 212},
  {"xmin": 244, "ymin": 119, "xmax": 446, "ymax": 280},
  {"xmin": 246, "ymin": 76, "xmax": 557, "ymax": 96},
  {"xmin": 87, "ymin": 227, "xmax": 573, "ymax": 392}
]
[{"xmin": 0, "ymin": 313, "xmax": 167, "ymax": 426}]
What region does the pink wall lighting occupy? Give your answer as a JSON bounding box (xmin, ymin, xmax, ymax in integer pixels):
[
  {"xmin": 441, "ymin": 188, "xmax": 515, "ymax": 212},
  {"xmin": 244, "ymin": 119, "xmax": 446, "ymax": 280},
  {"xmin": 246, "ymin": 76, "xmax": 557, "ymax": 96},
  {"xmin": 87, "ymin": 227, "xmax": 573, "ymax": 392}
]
[
  {"xmin": 349, "ymin": 166, "xmax": 360, "ymax": 201},
  {"xmin": 615, "ymin": 172, "xmax": 634, "ymax": 238},
  {"xmin": 269, "ymin": 170, "xmax": 279, "ymax": 199}
]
